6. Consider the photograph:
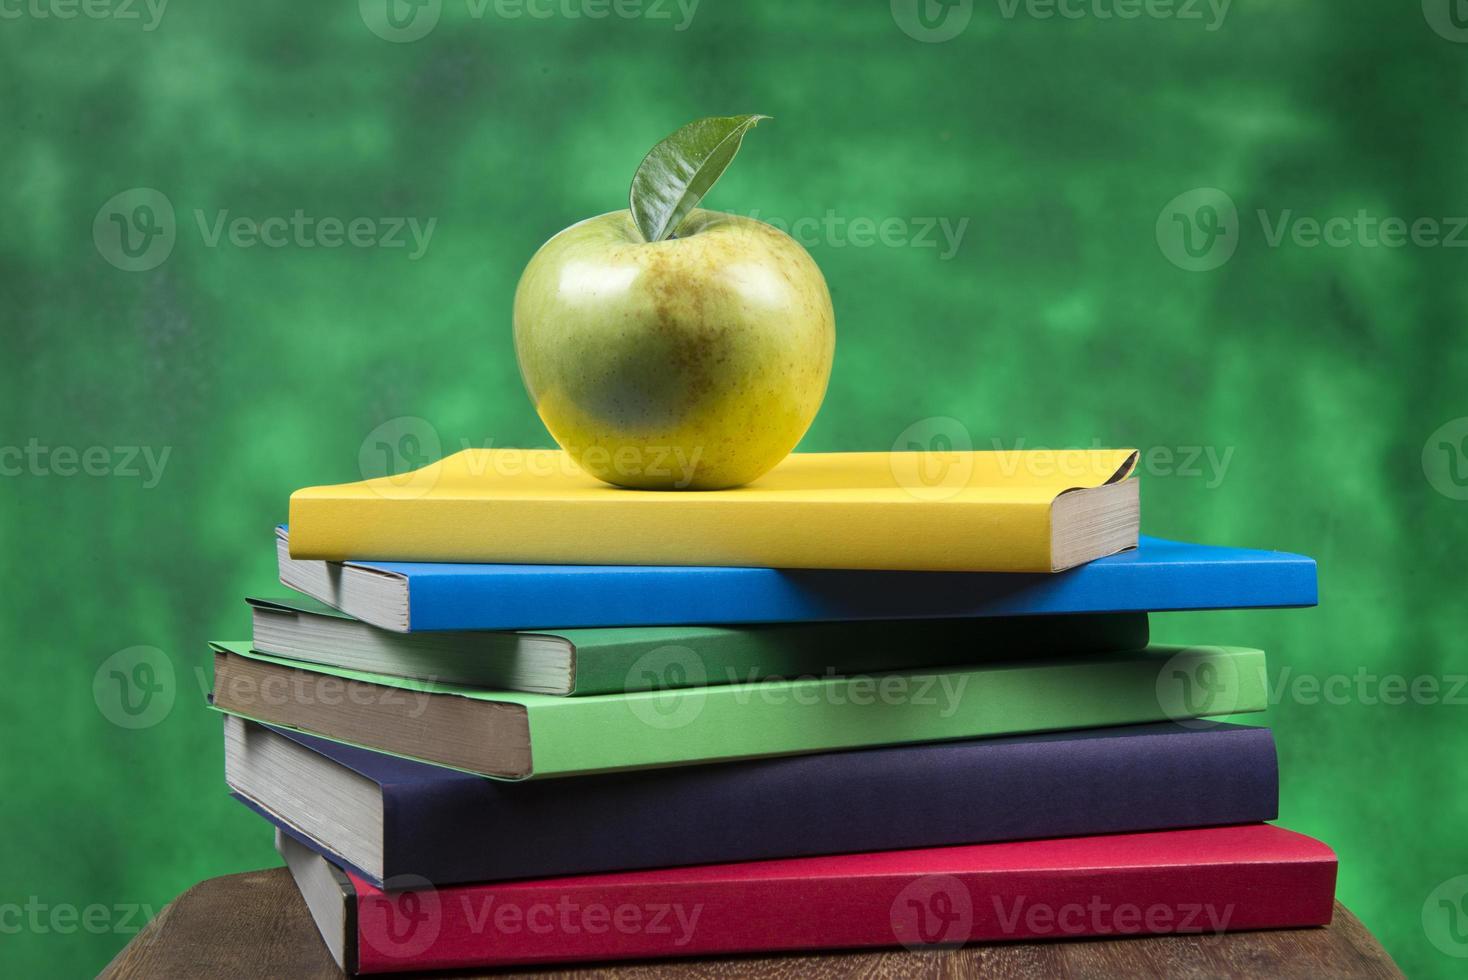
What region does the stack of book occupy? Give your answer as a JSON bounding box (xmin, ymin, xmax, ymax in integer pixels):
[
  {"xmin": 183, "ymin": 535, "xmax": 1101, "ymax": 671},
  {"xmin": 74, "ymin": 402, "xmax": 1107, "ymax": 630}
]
[{"xmin": 208, "ymin": 448, "xmax": 1333, "ymax": 973}]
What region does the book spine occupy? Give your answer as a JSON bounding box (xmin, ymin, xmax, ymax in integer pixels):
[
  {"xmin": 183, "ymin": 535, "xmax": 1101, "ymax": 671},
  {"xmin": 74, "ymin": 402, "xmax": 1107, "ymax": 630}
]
[
  {"xmin": 288, "ymin": 493, "xmax": 1064, "ymax": 572},
  {"xmin": 523, "ymin": 646, "xmax": 1268, "ymax": 777},
  {"xmin": 379, "ymin": 725, "xmax": 1278, "ymax": 885},
  {"xmin": 383, "ymin": 552, "xmax": 1317, "ymax": 633},
  {"xmin": 567, "ymin": 613, "xmax": 1151, "ymax": 697},
  {"xmin": 1096, "ymin": 557, "xmax": 1319, "ymax": 612},
  {"xmin": 352, "ymin": 837, "xmax": 1334, "ymax": 972},
  {"xmin": 407, "ymin": 564, "xmax": 822, "ymax": 632}
]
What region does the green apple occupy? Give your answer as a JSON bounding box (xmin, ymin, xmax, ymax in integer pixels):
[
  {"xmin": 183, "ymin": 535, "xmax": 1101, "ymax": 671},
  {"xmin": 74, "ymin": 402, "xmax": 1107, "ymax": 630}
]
[
  {"xmin": 514, "ymin": 209, "xmax": 834, "ymax": 490},
  {"xmin": 513, "ymin": 116, "xmax": 835, "ymax": 490}
]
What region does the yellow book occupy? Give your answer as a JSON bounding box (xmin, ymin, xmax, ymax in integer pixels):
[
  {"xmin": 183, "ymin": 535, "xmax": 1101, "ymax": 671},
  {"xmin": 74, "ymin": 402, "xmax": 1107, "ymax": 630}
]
[{"xmin": 288, "ymin": 449, "xmax": 1139, "ymax": 572}]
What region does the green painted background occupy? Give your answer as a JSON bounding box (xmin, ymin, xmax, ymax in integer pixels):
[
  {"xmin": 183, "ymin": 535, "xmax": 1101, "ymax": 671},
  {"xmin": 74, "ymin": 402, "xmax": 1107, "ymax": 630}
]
[{"xmin": 3, "ymin": 1, "xmax": 1465, "ymax": 975}]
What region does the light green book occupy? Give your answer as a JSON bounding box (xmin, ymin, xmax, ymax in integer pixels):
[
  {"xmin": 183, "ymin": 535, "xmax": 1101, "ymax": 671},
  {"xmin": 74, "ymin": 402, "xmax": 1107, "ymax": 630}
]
[
  {"xmin": 208, "ymin": 642, "xmax": 1267, "ymax": 780},
  {"xmin": 249, "ymin": 596, "xmax": 1150, "ymax": 696}
]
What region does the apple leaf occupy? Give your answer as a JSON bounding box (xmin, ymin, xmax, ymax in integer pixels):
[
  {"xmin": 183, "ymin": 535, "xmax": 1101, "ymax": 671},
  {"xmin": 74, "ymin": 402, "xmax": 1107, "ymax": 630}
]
[{"xmin": 629, "ymin": 114, "xmax": 771, "ymax": 243}]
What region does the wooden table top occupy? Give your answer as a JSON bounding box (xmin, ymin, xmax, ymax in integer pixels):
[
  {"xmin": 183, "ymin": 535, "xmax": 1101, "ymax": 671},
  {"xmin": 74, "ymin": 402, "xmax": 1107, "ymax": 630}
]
[{"xmin": 101, "ymin": 867, "xmax": 1402, "ymax": 979}]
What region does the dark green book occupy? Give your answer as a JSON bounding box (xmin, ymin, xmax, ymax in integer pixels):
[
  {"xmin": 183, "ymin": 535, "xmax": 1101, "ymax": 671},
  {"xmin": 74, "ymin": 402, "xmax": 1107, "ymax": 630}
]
[{"xmin": 249, "ymin": 596, "xmax": 1147, "ymax": 696}]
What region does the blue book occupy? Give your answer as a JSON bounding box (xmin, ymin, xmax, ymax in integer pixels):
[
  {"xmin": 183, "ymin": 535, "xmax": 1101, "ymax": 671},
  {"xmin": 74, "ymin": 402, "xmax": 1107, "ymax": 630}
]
[
  {"xmin": 227, "ymin": 715, "xmax": 1280, "ymax": 887},
  {"xmin": 276, "ymin": 526, "xmax": 1316, "ymax": 633}
]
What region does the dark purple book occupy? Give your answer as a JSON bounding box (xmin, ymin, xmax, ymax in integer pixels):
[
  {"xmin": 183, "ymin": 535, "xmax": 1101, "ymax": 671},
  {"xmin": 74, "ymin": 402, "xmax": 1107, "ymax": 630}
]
[{"xmin": 225, "ymin": 715, "xmax": 1278, "ymax": 888}]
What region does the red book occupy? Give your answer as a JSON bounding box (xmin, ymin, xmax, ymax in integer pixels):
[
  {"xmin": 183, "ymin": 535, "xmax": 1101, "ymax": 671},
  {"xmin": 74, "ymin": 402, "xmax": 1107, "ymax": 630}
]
[{"xmin": 278, "ymin": 824, "xmax": 1337, "ymax": 974}]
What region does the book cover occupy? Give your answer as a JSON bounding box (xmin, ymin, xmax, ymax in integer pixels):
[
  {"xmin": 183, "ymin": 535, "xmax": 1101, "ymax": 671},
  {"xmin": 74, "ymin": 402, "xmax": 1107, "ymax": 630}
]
[
  {"xmin": 277, "ymin": 824, "xmax": 1337, "ymax": 973},
  {"xmin": 276, "ymin": 526, "xmax": 1317, "ymax": 633},
  {"xmin": 233, "ymin": 716, "xmax": 1279, "ymax": 886},
  {"xmin": 286, "ymin": 448, "xmax": 1139, "ymax": 572},
  {"xmin": 209, "ymin": 642, "xmax": 1269, "ymax": 779},
  {"xmin": 251, "ymin": 594, "xmax": 1149, "ymax": 695}
]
